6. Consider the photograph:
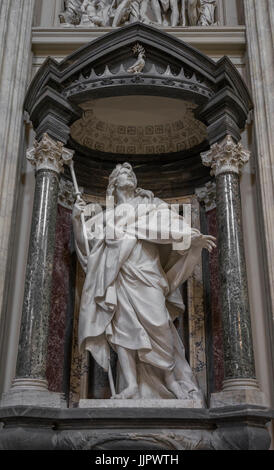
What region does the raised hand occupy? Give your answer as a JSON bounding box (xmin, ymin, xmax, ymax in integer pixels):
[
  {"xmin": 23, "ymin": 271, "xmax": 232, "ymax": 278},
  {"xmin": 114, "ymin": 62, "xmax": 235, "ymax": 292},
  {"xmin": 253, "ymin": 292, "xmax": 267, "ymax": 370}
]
[
  {"xmin": 200, "ymin": 235, "xmax": 217, "ymax": 253},
  {"xmin": 73, "ymin": 196, "xmax": 86, "ymax": 216}
]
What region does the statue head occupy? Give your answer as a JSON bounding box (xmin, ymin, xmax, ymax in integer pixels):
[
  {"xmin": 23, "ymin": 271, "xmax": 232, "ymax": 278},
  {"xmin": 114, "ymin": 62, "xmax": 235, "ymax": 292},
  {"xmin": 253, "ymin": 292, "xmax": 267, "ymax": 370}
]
[{"xmin": 107, "ymin": 162, "xmax": 137, "ymax": 197}]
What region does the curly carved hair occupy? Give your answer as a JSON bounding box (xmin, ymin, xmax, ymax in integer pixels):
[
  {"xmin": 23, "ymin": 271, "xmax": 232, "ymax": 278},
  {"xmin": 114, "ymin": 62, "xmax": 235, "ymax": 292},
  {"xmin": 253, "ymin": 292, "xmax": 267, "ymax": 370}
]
[
  {"xmin": 107, "ymin": 163, "xmax": 154, "ymax": 201},
  {"xmin": 106, "ymin": 163, "xmax": 137, "ymax": 197}
]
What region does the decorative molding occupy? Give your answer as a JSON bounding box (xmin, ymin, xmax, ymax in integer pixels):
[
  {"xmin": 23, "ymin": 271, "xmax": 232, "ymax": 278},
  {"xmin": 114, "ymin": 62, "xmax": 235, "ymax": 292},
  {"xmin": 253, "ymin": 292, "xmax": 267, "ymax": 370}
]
[
  {"xmin": 27, "ymin": 133, "xmax": 74, "ymax": 173},
  {"xmin": 201, "ymin": 135, "xmax": 250, "ymax": 176},
  {"xmin": 195, "ymin": 181, "xmax": 216, "ymax": 211},
  {"xmin": 31, "ymin": 26, "xmax": 247, "ymax": 58}
]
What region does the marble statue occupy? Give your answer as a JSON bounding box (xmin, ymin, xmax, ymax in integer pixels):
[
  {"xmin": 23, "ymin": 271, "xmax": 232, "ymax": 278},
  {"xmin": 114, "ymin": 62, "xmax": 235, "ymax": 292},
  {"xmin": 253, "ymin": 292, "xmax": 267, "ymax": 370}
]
[
  {"xmin": 197, "ymin": 0, "xmax": 216, "ymax": 26},
  {"xmin": 60, "ymin": 0, "xmax": 217, "ymax": 26},
  {"xmin": 59, "ymin": 0, "xmax": 83, "ymax": 25},
  {"xmin": 151, "ymin": 0, "xmax": 180, "ymax": 27},
  {"xmin": 187, "ymin": 0, "xmax": 198, "ymax": 26},
  {"xmin": 81, "ymin": 0, "xmax": 114, "ymax": 26},
  {"xmin": 72, "ymin": 162, "xmax": 216, "ymax": 400},
  {"xmin": 111, "ymin": 0, "xmax": 150, "ymax": 27}
]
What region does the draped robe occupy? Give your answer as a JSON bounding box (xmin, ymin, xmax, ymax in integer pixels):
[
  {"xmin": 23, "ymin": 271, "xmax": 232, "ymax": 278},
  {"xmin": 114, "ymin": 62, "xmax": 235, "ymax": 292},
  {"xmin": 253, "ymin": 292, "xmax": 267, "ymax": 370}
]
[{"xmin": 72, "ymin": 194, "xmax": 205, "ymax": 402}]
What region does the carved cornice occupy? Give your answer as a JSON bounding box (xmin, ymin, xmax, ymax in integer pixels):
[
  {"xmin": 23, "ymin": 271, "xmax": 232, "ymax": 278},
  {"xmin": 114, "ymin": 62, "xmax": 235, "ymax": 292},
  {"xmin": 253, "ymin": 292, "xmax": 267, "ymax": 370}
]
[
  {"xmin": 27, "ymin": 133, "xmax": 74, "ymax": 174},
  {"xmin": 201, "ymin": 135, "xmax": 250, "ymax": 176},
  {"xmin": 195, "ymin": 181, "xmax": 216, "ymax": 211}
]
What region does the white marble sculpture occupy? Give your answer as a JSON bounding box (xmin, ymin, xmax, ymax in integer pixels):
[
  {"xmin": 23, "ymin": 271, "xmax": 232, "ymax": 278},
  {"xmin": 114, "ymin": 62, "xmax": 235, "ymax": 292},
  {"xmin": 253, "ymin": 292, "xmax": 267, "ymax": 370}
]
[
  {"xmin": 151, "ymin": 0, "xmax": 180, "ymax": 27},
  {"xmin": 197, "ymin": 0, "xmax": 216, "ymax": 26},
  {"xmin": 187, "ymin": 0, "xmax": 198, "ymax": 25},
  {"xmin": 72, "ymin": 163, "xmax": 215, "ymax": 400},
  {"xmin": 81, "ymin": 0, "xmax": 110, "ymax": 27},
  {"xmin": 111, "ymin": 0, "xmax": 151, "ymax": 27},
  {"xmin": 59, "ymin": 0, "xmax": 83, "ymax": 25},
  {"xmin": 60, "ymin": 0, "xmax": 217, "ymax": 26}
]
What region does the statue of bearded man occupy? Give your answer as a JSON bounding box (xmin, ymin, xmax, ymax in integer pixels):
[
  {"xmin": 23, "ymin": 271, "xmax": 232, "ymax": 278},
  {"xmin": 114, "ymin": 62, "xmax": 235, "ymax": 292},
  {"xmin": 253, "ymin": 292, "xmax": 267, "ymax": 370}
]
[{"xmin": 72, "ymin": 163, "xmax": 216, "ymax": 400}]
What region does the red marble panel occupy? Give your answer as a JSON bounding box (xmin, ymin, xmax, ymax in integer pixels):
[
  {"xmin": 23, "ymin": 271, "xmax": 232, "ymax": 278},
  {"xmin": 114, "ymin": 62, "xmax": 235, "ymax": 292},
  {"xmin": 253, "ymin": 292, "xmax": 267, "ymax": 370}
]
[
  {"xmin": 46, "ymin": 205, "xmax": 72, "ymax": 393},
  {"xmin": 207, "ymin": 208, "xmax": 224, "ymax": 392}
]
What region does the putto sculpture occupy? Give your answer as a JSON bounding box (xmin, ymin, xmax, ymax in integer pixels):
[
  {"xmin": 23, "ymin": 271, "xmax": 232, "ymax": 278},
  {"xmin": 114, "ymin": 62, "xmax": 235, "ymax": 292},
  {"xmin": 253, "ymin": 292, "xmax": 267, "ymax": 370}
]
[
  {"xmin": 59, "ymin": 0, "xmax": 217, "ymax": 27},
  {"xmin": 72, "ymin": 163, "xmax": 216, "ymax": 401}
]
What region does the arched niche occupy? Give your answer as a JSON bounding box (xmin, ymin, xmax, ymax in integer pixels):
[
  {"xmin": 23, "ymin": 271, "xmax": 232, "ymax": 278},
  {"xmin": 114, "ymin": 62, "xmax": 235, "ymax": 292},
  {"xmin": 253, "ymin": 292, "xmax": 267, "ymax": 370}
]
[{"xmin": 24, "ymin": 22, "xmax": 251, "ymax": 405}]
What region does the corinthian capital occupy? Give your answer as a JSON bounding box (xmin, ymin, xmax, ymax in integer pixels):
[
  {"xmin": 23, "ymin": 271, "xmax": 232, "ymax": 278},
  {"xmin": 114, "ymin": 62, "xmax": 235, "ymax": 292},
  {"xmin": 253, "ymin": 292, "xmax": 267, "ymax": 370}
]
[
  {"xmin": 201, "ymin": 135, "xmax": 250, "ymax": 176},
  {"xmin": 27, "ymin": 133, "xmax": 74, "ymax": 174}
]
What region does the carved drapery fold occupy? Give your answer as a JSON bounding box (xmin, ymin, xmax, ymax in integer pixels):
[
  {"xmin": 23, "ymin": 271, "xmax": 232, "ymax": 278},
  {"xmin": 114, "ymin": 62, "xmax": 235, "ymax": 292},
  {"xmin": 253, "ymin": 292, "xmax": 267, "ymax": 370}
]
[{"xmin": 59, "ymin": 0, "xmax": 217, "ymax": 28}]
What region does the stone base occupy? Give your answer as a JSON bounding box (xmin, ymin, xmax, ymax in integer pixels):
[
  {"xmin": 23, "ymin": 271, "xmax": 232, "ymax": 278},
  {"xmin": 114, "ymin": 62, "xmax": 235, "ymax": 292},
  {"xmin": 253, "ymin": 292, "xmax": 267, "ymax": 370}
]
[
  {"xmin": 0, "ymin": 405, "xmax": 272, "ymax": 450},
  {"xmin": 0, "ymin": 389, "xmax": 66, "ymax": 409},
  {"xmin": 210, "ymin": 389, "xmax": 267, "ymax": 408},
  {"xmin": 79, "ymin": 398, "xmax": 204, "ymax": 409}
]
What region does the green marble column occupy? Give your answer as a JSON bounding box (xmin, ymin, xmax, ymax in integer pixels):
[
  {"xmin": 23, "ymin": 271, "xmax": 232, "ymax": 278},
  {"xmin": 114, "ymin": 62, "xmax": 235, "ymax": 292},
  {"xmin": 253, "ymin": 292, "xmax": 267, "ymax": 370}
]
[
  {"xmin": 5, "ymin": 134, "xmax": 74, "ymax": 404},
  {"xmin": 201, "ymin": 136, "xmax": 265, "ymax": 406}
]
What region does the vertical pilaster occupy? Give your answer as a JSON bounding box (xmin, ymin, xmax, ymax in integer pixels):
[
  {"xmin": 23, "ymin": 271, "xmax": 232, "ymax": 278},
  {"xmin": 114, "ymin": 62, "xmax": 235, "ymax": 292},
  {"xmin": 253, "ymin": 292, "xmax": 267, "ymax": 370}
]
[
  {"xmin": 0, "ymin": 0, "xmax": 35, "ymax": 393},
  {"xmin": 201, "ymin": 135, "xmax": 266, "ymax": 406},
  {"xmin": 1, "ymin": 134, "xmax": 73, "ymax": 408},
  {"xmin": 244, "ymin": 0, "xmax": 274, "ymax": 391}
]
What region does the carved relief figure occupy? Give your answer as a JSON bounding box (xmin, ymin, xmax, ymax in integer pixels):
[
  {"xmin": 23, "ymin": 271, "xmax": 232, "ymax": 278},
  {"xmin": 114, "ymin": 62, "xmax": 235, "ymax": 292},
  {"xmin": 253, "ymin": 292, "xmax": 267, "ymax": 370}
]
[
  {"xmin": 187, "ymin": 0, "xmax": 198, "ymax": 26},
  {"xmin": 81, "ymin": 0, "xmax": 103, "ymax": 26},
  {"xmin": 197, "ymin": 0, "xmax": 216, "ymax": 26},
  {"xmin": 111, "ymin": 0, "xmax": 150, "ymax": 27},
  {"xmin": 151, "ymin": 0, "xmax": 180, "ymax": 27},
  {"xmin": 72, "ymin": 163, "xmax": 216, "ymax": 400},
  {"xmin": 60, "ymin": 0, "xmax": 217, "ymax": 26},
  {"xmin": 59, "ymin": 0, "xmax": 84, "ymax": 25}
]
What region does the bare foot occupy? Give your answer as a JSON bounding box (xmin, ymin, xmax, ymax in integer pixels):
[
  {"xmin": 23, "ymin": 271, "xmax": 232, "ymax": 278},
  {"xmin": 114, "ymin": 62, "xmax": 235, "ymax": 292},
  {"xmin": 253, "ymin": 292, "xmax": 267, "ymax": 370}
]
[
  {"xmin": 167, "ymin": 380, "xmax": 187, "ymax": 399},
  {"xmin": 165, "ymin": 371, "xmax": 188, "ymax": 399},
  {"xmin": 111, "ymin": 385, "xmax": 139, "ymax": 399}
]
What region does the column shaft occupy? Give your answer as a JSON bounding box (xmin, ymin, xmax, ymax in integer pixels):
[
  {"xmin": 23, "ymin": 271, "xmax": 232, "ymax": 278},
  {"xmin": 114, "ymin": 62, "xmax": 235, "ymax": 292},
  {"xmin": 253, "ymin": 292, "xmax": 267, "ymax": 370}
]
[
  {"xmin": 216, "ymin": 172, "xmax": 255, "ymax": 380},
  {"xmin": 16, "ymin": 170, "xmax": 60, "ymax": 381},
  {"xmin": 201, "ymin": 136, "xmax": 267, "ymax": 405}
]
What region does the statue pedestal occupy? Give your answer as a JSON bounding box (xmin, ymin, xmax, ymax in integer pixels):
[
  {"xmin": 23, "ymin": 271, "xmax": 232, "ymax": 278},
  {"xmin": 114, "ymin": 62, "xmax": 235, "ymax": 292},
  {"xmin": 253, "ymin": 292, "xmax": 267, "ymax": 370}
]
[
  {"xmin": 78, "ymin": 398, "xmax": 204, "ymax": 409},
  {"xmin": 0, "ymin": 405, "xmax": 272, "ymax": 450}
]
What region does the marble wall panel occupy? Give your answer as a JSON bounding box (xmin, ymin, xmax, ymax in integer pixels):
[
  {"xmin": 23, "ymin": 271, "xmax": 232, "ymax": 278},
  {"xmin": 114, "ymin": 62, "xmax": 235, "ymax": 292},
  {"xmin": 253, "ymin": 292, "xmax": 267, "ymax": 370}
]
[
  {"xmin": 187, "ymin": 197, "xmax": 207, "ymax": 396},
  {"xmin": 68, "ymin": 262, "xmax": 89, "ymax": 407},
  {"xmin": 46, "ymin": 204, "xmax": 75, "ymax": 395}
]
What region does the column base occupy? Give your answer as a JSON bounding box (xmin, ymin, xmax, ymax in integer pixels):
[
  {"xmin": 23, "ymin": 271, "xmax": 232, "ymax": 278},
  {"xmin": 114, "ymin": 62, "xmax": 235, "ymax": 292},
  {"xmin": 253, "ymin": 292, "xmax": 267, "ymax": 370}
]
[
  {"xmin": 0, "ymin": 378, "xmax": 66, "ymax": 408},
  {"xmin": 210, "ymin": 378, "xmax": 267, "ymax": 408}
]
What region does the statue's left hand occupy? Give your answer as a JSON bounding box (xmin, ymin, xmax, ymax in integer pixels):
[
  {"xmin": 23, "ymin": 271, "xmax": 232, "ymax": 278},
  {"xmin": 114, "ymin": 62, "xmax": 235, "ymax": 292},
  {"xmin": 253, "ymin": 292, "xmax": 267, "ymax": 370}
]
[
  {"xmin": 73, "ymin": 197, "xmax": 86, "ymax": 217},
  {"xmin": 199, "ymin": 235, "xmax": 217, "ymax": 253}
]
